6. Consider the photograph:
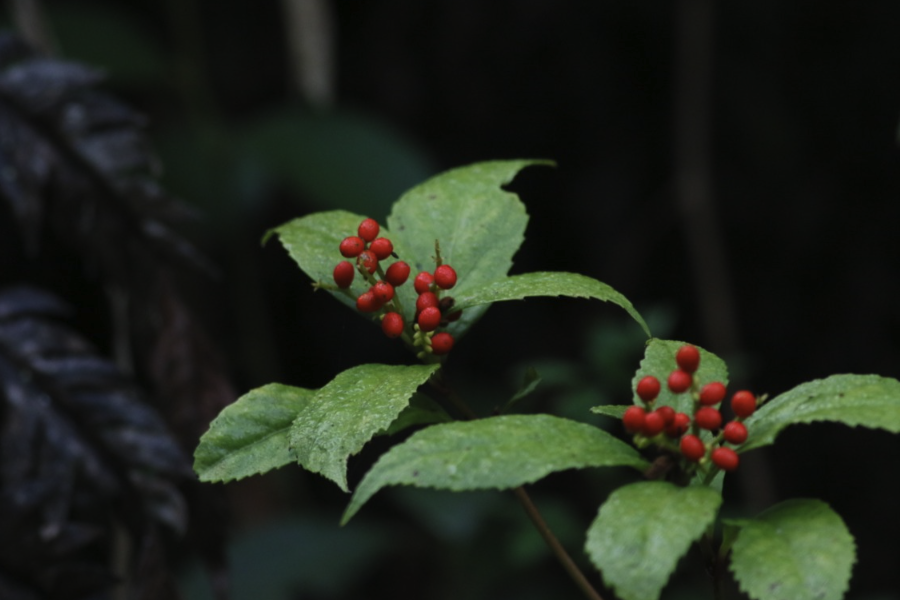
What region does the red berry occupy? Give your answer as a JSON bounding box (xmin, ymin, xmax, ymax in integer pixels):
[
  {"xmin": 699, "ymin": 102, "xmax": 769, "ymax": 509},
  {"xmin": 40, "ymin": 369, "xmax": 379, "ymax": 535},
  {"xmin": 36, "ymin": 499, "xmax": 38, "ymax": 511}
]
[
  {"xmin": 356, "ymin": 291, "xmax": 379, "ymax": 313},
  {"xmin": 676, "ymin": 344, "xmax": 701, "ymax": 373},
  {"xmin": 668, "ymin": 369, "xmax": 693, "ymax": 393},
  {"xmin": 357, "ymin": 250, "xmax": 378, "ymax": 274},
  {"xmin": 381, "ymin": 312, "xmax": 404, "ymax": 338},
  {"xmin": 372, "ymin": 281, "xmax": 395, "ymax": 304},
  {"xmin": 333, "ymin": 261, "xmax": 354, "ymax": 288},
  {"xmin": 655, "ymin": 406, "xmax": 675, "ymax": 425},
  {"xmin": 711, "ymin": 447, "xmax": 740, "ymax": 471},
  {"xmin": 695, "ymin": 407, "xmax": 722, "ymax": 430},
  {"xmin": 731, "ymin": 390, "xmax": 757, "ymax": 418},
  {"xmin": 417, "ymin": 306, "xmax": 441, "ymax": 331},
  {"xmin": 416, "ymin": 291, "xmax": 439, "ymax": 312},
  {"xmin": 414, "ymin": 272, "xmax": 434, "ymax": 294},
  {"xmin": 434, "ymin": 264, "xmax": 458, "ymax": 289},
  {"xmin": 369, "ymin": 237, "xmax": 394, "ymax": 260},
  {"xmin": 384, "ymin": 261, "xmax": 411, "ymax": 286},
  {"xmin": 665, "ymin": 412, "xmax": 691, "ymax": 437},
  {"xmin": 622, "ymin": 406, "xmax": 646, "ymax": 433},
  {"xmin": 723, "ymin": 421, "xmax": 748, "ymax": 445},
  {"xmin": 680, "ymin": 434, "xmax": 705, "ymax": 461},
  {"xmin": 642, "ymin": 411, "xmax": 665, "ymax": 437},
  {"xmin": 699, "ymin": 382, "xmax": 727, "ymax": 406},
  {"xmin": 358, "ymin": 218, "xmax": 380, "ymax": 242},
  {"xmin": 431, "ymin": 332, "xmax": 454, "ymax": 355},
  {"xmin": 636, "ymin": 375, "xmax": 661, "ymax": 403},
  {"xmin": 339, "ymin": 236, "xmax": 365, "ymax": 258}
]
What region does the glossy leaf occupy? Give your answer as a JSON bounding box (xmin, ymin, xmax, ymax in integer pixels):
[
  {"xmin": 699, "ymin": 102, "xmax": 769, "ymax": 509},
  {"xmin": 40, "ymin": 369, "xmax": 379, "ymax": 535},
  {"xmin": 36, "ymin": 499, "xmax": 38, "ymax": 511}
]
[
  {"xmin": 585, "ymin": 481, "xmax": 722, "ymax": 600},
  {"xmin": 629, "ymin": 339, "xmax": 729, "ymax": 416},
  {"xmin": 386, "ymin": 159, "xmax": 551, "ymax": 336},
  {"xmin": 290, "ymin": 363, "xmax": 440, "ymax": 491},
  {"xmin": 453, "ymin": 272, "xmax": 650, "ymax": 337},
  {"xmin": 727, "ymin": 499, "xmax": 855, "ymax": 600},
  {"xmin": 741, "ymin": 374, "xmax": 900, "ymax": 452},
  {"xmin": 194, "ymin": 383, "xmax": 314, "ymax": 482},
  {"xmin": 342, "ymin": 414, "xmax": 648, "ymax": 524}
]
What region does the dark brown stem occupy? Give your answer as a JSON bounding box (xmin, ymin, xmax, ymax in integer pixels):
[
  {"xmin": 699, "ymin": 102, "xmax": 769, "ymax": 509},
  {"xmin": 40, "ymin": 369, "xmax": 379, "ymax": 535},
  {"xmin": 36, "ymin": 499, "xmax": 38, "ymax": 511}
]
[
  {"xmin": 429, "ymin": 372, "xmax": 604, "ymax": 600},
  {"xmin": 513, "ymin": 487, "xmax": 605, "ymax": 600}
]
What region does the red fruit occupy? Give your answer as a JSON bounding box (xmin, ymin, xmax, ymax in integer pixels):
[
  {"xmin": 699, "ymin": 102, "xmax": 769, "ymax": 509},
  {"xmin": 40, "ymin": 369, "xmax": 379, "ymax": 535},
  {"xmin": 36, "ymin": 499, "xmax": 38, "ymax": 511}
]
[
  {"xmin": 369, "ymin": 237, "xmax": 394, "ymax": 260},
  {"xmin": 384, "ymin": 261, "xmax": 411, "ymax": 286},
  {"xmin": 414, "ymin": 272, "xmax": 434, "ymax": 294},
  {"xmin": 372, "ymin": 281, "xmax": 395, "ymax": 304},
  {"xmin": 358, "ymin": 218, "xmax": 380, "ymax": 242},
  {"xmin": 357, "ymin": 250, "xmax": 378, "ymax": 274},
  {"xmin": 431, "ymin": 332, "xmax": 454, "ymax": 355},
  {"xmin": 642, "ymin": 411, "xmax": 665, "ymax": 437},
  {"xmin": 680, "ymin": 434, "xmax": 706, "ymax": 461},
  {"xmin": 339, "ymin": 236, "xmax": 365, "ymax": 258},
  {"xmin": 416, "ymin": 291, "xmax": 439, "ymax": 312},
  {"xmin": 622, "ymin": 406, "xmax": 646, "ymax": 433},
  {"xmin": 381, "ymin": 312, "xmax": 404, "ymax": 338},
  {"xmin": 676, "ymin": 344, "xmax": 701, "ymax": 373},
  {"xmin": 665, "ymin": 412, "xmax": 691, "ymax": 437},
  {"xmin": 636, "ymin": 375, "xmax": 661, "ymax": 403},
  {"xmin": 695, "ymin": 407, "xmax": 722, "ymax": 430},
  {"xmin": 333, "ymin": 261, "xmax": 354, "ymax": 288},
  {"xmin": 434, "ymin": 264, "xmax": 458, "ymax": 289},
  {"xmin": 699, "ymin": 382, "xmax": 727, "ymax": 406},
  {"xmin": 668, "ymin": 369, "xmax": 693, "ymax": 393},
  {"xmin": 417, "ymin": 306, "xmax": 441, "ymax": 332},
  {"xmin": 731, "ymin": 390, "xmax": 757, "ymax": 418},
  {"xmin": 723, "ymin": 421, "xmax": 748, "ymax": 445},
  {"xmin": 711, "ymin": 447, "xmax": 740, "ymax": 471},
  {"xmin": 356, "ymin": 291, "xmax": 379, "ymax": 313},
  {"xmin": 655, "ymin": 406, "xmax": 675, "ymax": 425}
]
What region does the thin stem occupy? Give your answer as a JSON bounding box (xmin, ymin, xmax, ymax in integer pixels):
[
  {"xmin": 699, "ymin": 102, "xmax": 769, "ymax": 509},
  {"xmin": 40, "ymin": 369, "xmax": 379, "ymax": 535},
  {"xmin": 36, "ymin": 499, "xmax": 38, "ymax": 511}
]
[
  {"xmin": 513, "ymin": 487, "xmax": 605, "ymax": 600},
  {"xmin": 428, "ymin": 373, "xmax": 603, "ymax": 600}
]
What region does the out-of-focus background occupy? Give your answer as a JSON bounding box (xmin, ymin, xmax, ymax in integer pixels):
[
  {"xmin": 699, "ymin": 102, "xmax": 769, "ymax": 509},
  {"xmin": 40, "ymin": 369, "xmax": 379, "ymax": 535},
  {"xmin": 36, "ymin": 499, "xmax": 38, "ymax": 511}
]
[{"xmin": 2, "ymin": 1, "xmax": 899, "ymax": 599}]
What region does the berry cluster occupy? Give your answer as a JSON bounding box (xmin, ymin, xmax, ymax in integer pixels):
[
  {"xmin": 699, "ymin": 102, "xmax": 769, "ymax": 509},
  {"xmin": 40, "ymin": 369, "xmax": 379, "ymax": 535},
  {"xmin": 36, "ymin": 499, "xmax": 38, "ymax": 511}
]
[
  {"xmin": 331, "ymin": 218, "xmax": 461, "ymax": 357},
  {"xmin": 622, "ymin": 344, "xmax": 759, "ymax": 475}
]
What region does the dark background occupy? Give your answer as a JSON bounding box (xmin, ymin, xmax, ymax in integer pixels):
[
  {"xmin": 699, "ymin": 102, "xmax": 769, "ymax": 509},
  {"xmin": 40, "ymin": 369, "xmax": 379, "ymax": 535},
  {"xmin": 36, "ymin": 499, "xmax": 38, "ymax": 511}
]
[{"xmin": 3, "ymin": 1, "xmax": 900, "ymax": 599}]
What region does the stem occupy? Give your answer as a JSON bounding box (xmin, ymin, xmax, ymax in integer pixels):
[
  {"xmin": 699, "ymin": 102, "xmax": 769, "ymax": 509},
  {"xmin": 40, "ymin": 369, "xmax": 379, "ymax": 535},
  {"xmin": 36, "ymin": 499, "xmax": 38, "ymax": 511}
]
[
  {"xmin": 428, "ymin": 373, "xmax": 604, "ymax": 600},
  {"xmin": 514, "ymin": 487, "xmax": 605, "ymax": 600}
]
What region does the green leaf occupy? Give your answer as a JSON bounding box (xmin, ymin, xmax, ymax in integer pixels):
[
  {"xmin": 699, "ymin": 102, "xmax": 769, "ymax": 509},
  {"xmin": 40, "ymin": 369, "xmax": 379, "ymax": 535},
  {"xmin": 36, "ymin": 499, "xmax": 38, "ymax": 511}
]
[
  {"xmin": 382, "ymin": 392, "xmax": 453, "ymax": 436},
  {"xmin": 727, "ymin": 499, "xmax": 856, "ymax": 600},
  {"xmin": 386, "ymin": 159, "xmax": 551, "ymax": 337},
  {"xmin": 454, "ymin": 272, "xmax": 650, "ymax": 337},
  {"xmin": 194, "ymin": 384, "xmax": 314, "ymax": 482},
  {"xmin": 585, "ymin": 482, "xmax": 722, "ymax": 600},
  {"xmin": 741, "ymin": 374, "xmax": 900, "ymax": 452},
  {"xmin": 342, "ymin": 414, "xmax": 648, "ymax": 524},
  {"xmin": 632, "ymin": 339, "xmax": 729, "ymax": 416},
  {"xmin": 501, "ymin": 366, "xmax": 542, "ymax": 413},
  {"xmin": 589, "ymin": 405, "xmax": 629, "ymax": 419},
  {"xmin": 289, "ymin": 363, "xmax": 439, "ymax": 491}
]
